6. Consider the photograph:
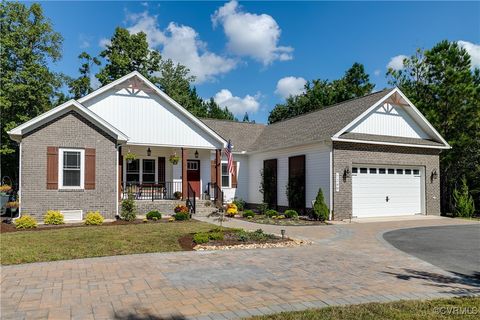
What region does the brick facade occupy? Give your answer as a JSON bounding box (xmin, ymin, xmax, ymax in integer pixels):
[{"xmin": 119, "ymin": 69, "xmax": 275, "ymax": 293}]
[
  {"xmin": 20, "ymin": 111, "xmax": 118, "ymax": 220},
  {"xmin": 332, "ymin": 141, "xmax": 441, "ymax": 220}
]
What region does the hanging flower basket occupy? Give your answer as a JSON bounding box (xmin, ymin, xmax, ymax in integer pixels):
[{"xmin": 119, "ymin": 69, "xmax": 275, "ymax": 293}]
[
  {"xmin": 169, "ymin": 154, "xmax": 180, "ymax": 165},
  {"xmin": 125, "ymin": 152, "xmax": 137, "ymax": 164}
]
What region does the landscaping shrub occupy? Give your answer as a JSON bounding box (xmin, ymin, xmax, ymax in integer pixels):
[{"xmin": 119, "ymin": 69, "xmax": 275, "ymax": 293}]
[
  {"xmin": 14, "ymin": 215, "xmax": 37, "ymax": 229},
  {"xmin": 174, "ymin": 212, "xmax": 190, "ymax": 221},
  {"xmin": 174, "ymin": 205, "xmax": 189, "ymax": 214},
  {"xmin": 193, "ymin": 232, "xmax": 209, "ymax": 244},
  {"xmin": 232, "ymin": 198, "xmax": 245, "ymax": 211},
  {"xmin": 173, "ymin": 191, "xmax": 182, "ymax": 200},
  {"xmin": 225, "ymin": 203, "xmax": 238, "ymax": 217},
  {"xmin": 44, "ymin": 210, "xmax": 64, "ymax": 225},
  {"xmin": 284, "ymin": 209, "xmax": 299, "ymax": 219},
  {"xmin": 312, "ymin": 188, "xmax": 329, "ymax": 221},
  {"xmin": 85, "ymin": 211, "xmax": 104, "ymax": 225},
  {"xmin": 121, "ymin": 193, "xmax": 137, "ymax": 221},
  {"xmin": 453, "ymin": 178, "xmax": 476, "ymax": 217},
  {"xmin": 242, "ymin": 210, "xmax": 255, "ymax": 218},
  {"xmin": 265, "ymin": 209, "xmax": 278, "ymax": 218},
  {"xmin": 208, "ymin": 232, "xmax": 224, "ymax": 241},
  {"xmin": 257, "ymin": 203, "xmax": 268, "ymax": 214},
  {"xmin": 146, "ymin": 210, "xmax": 162, "ymax": 220},
  {"xmin": 235, "ymin": 229, "xmax": 275, "ymax": 242}
]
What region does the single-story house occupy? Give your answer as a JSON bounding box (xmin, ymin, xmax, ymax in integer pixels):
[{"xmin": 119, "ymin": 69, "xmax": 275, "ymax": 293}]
[{"xmin": 8, "ymin": 71, "xmax": 450, "ymax": 221}]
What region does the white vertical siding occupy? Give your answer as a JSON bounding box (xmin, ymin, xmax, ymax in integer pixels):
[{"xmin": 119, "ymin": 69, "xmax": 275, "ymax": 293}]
[
  {"xmin": 84, "ymin": 87, "xmax": 222, "ymax": 148},
  {"xmin": 348, "ymin": 103, "xmax": 430, "ymax": 139},
  {"xmin": 247, "ymin": 143, "xmax": 331, "ymax": 209}
]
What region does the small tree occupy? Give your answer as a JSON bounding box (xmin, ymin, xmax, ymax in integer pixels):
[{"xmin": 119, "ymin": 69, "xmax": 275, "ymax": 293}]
[
  {"xmin": 453, "ymin": 178, "xmax": 475, "ymax": 218},
  {"xmin": 312, "ymin": 188, "xmax": 329, "ymax": 221},
  {"xmin": 121, "ymin": 192, "xmax": 137, "ymax": 221}
]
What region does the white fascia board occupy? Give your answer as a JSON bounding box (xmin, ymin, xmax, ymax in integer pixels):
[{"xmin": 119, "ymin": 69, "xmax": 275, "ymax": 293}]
[
  {"xmin": 7, "ymin": 100, "xmax": 129, "ymax": 142},
  {"xmin": 126, "ymin": 141, "xmax": 219, "ymax": 150},
  {"xmin": 78, "ymin": 71, "xmax": 227, "ymax": 148},
  {"xmin": 331, "ymin": 137, "xmax": 450, "ymax": 149},
  {"xmin": 332, "ymin": 88, "xmax": 396, "ymax": 138},
  {"xmin": 332, "ymin": 87, "xmax": 450, "ymax": 149}
]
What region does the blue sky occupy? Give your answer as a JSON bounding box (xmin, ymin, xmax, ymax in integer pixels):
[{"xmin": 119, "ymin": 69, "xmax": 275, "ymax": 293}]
[{"xmin": 39, "ymin": 1, "xmax": 480, "ymax": 123}]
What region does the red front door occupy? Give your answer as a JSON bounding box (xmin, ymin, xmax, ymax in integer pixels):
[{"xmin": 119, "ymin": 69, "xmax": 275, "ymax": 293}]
[{"xmin": 187, "ymin": 160, "xmax": 200, "ymax": 197}]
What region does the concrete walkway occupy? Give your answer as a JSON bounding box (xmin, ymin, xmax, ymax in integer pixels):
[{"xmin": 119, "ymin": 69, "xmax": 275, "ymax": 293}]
[{"xmin": 1, "ymin": 217, "xmax": 479, "ymax": 320}]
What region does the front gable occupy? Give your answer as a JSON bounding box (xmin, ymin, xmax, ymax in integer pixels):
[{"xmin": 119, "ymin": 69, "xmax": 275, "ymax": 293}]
[
  {"xmin": 79, "ymin": 72, "xmax": 226, "ymax": 149},
  {"xmin": 346, "ymin": 102, "xmax": 431, "ymax": 139}
]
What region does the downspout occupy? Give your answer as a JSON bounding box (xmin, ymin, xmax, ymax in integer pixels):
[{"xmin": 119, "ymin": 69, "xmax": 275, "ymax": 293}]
[
  {"xmin": 115, "ymin": 144, "xmax": 120, "ymax": 217},
  {"xmin": 329, "ymin": 142, "xmax": 333, "ymax": 221}
]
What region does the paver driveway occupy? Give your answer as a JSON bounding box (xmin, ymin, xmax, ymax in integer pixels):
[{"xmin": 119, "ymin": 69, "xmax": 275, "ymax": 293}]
[{"xmin": 1, "ymin": 217, "xmax": 479, "ymax": 320}]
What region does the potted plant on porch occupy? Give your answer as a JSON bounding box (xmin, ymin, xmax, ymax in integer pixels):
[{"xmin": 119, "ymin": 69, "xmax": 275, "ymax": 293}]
[
  {"xmin": 169, "ymin": 153, "xmax": 180, "ymax": 165},
  {"xmin": 125, "ymin": 152, "xmax": 137, "ymax": 164}
]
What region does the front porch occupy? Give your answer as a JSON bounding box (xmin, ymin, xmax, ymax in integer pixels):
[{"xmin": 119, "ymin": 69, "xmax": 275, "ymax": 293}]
[{"xmin": 119, "ymin": 145, "xmax": 224, "ymax": 210}]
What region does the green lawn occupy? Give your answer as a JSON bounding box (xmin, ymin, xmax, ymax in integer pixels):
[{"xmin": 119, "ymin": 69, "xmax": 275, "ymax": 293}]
[
  {"xmin": 248, "ymin": 297, "xmax": 480, "ymax": 320},
  {"xmin": 0, "ymin": 221, "xmax": 213, "ymax": 265}
]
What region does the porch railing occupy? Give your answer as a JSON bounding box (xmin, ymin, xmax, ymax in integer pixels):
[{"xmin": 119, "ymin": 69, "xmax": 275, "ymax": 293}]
[
  {"xmin": 207, "ymin": 182, "xmax": 224, "ymax": 208},
  {"xmin": 123, "ymin": 182, "xmax": 182, "ymax": 201},
  {"xmin": 186, "ymin": 183, "xmax": 196, "ymax": 214}
]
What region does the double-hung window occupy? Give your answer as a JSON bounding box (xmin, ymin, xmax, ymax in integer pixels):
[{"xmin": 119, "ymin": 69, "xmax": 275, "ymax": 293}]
[
  {"xmin": 142, "ymin": 159, "xmax": 155, "ymax": 183},
  {"xmin": 126, "ymin": 159, "xmax": 140, "ymax": 184},
  {"xmin": 221, "ymin": 163, "xmax": 230, "ymax": 187},
  {"xmin": 59, "ymin": 148, "xmax": 84, "ymax": 189}
]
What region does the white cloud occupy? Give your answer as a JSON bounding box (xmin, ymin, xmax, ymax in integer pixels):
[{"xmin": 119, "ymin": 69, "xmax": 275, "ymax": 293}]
[
  {"xmin": 78, "ymin": 34, "xmax": 91, "ymax": 49},
  {"xmin": 90, "ymin": 74, "xmax": 101, "ymax": 90},
  {"xmin": 275, "ymin": 76, "xmax": 306, "ymax": 98},
  {"xmin": 374, "ymin": 69, "xmax": 381, "ymax": 76},
  {"xmin": 212, "ymin": 0, "xmax": 293, "ymax": 65},
  {"xmin": 125, "ymin": 11, "xmax": 236, "ymax": 83},
  {"xmin": 458, "ymin": 40, "xmax": 480, "ymax": 69},
  {"xmin": 98, "ymin": 38, "xmax": 111, "ymax": 49},
  {"xmin": 214, "ymin": 89, "xmax": 260, "ymax": 116},
  {"xmin": 387, "ymin": 55, "xmax": 408, "ymax": 70}
]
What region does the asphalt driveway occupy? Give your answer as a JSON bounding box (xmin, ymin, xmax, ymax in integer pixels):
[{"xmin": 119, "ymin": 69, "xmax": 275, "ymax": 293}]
[{"xmin": 383, "ymin": 224, "xmax": 480, "ymax": 279}]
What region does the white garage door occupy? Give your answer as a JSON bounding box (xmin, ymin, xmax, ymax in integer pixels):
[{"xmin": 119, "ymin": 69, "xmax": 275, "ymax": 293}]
[{"xmin": 352, "ymin": 165, "xmax": 423, "ymax": 218}]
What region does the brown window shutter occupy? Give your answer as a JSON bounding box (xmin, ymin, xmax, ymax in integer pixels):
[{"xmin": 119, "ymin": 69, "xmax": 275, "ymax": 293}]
[
  {"xmin": 84, "ymin": 148, "xmax": 96, "ymax": 190},
  {"xmin": 231, "ymin": 161, "xmax": 238, "ymax": 188},
  {"xmin": 46, "ymin": 147, "xmax": 58, "ymax": 189},
  {"xmin": 211, "ymin": 160, "xmax": 216, "ymax": 184},
  {"xmin": 158, "ymin": 157, "xmax": 165, "ymax": 183}
]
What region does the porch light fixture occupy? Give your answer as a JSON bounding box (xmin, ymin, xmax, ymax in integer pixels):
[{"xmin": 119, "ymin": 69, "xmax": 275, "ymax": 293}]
[
  {"xmin": 195, "ymin": 150, "xmax": 199, "ymax": 158},
  {"xmin": 147, "ymin": 147, "xmax": 151, "ymax": 156},
  {"xmin": 431, "ymin": 169, "xmax": 438, "ymax": 181}
]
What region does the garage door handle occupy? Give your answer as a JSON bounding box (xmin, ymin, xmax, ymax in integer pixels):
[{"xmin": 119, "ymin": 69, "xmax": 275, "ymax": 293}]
[{"xmin": 386, "ymin": 196, "xmax": 389, "ymax": 202}]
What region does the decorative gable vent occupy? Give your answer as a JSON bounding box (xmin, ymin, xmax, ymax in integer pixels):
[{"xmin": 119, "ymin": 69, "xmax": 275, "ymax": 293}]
[{"xmin": 61, "ymin": 210, "xmax": 83, "ymax": 221}]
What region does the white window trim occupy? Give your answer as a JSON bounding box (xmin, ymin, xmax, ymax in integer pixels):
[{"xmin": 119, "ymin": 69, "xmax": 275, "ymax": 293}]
[
  {"xmin": 221, "ymin": 161, "xmax": 231, "ymax": 188},
  {"xmin": 59, "ymin": 148, "xmax": 85, "ymax": 190}
]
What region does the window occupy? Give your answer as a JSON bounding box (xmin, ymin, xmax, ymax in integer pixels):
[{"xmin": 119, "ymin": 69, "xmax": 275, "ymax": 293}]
[
  {"xmin": 187, "ymin": 161, "xmax": 199, "ymax": 170},
  {"xmin": 142, "ymin": 159, "xmax": 155, "ymax": 183},
  {"xmin": 126, "ymin": 159, "xmax": 140, "ymax": 183},
  {"xmin": 413, "ymin": 169, "xmax": 420, "ymax": 175},
  {"xmin": 388, "ymin": 169, "xmax": 395, "ymax": 174},
  {"xmin": 379, "ymin": 168, "xmax": 386, "ymax": 174},
  {"xmin": 405, "ymin": 169, "xmax": 412, "ymax": 174},
  {"xmin": 396, "ymin": 169, "xmax": 403, "ymax": 174},
  {"xmin": 369, "ymin": 168, "xmax": 377, "ymax": 174},
  {"xmin": 59, "ymin": 149, "xmax": 84, "ymax": 189},
  {"xmin": 352, "ymin": 167, "xmax": 358, "ymax": 174},
  {"xmin": 360, "ymin": 168, "xmax": 368, "ymax": 174},
  {"xmin": 221, "ymin": 163, "xmax": 230, "ymax": 187}
]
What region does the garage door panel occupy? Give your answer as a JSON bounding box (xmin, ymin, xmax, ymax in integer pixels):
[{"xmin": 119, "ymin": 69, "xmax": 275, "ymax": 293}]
[{"xmin": 352, "ymin": 165, "xmax": 423, "ymax": 218}]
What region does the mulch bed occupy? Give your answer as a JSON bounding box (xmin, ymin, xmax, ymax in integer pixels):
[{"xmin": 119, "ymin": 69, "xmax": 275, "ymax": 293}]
[
  {"xmin": 178, "ymin": 230, "xmax": 292, "ymax": 251},
  {"xmin": 1, "ymin": 218, "xmax": 176, "ymax": 233}
]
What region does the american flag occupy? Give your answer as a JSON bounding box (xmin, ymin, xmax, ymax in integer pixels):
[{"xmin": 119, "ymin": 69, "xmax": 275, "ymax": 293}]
[{"xmin": 224, "ymin": 140, "xmax": 234, "ymax": 175}]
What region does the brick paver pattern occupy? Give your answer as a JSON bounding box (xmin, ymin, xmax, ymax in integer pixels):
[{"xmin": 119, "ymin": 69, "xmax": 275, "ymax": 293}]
[{"xmin": 1, "ymin": 217, "xmax": 479, "ymax": 319}]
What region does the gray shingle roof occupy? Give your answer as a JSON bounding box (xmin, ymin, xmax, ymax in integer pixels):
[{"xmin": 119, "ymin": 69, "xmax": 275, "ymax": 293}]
[
  {"xmin": 201, "ymin": 89, "xmax": 444, "ymax": 152},
  {"xmin": 248, "ymin": 89, "xmax": 394, "ymax": 152},
  {"xmin": 338, "ymin": 132, "xmax": 445, "ymax": 147},
  {"xmin": 200, "ymin": 119, "xmax": 266, "ymax": 152}
]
